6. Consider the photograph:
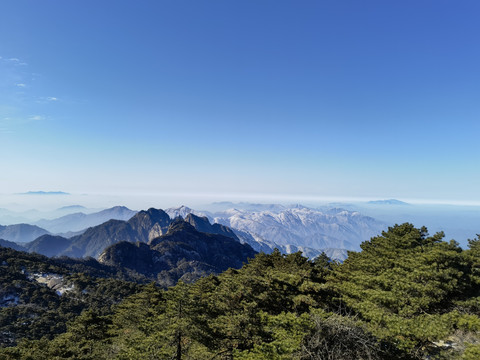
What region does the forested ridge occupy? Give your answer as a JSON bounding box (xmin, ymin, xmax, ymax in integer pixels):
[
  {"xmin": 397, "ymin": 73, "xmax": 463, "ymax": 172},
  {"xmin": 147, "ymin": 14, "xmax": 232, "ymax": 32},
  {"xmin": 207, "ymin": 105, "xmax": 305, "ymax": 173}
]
[{"xmin": 2, "ymin": 223, "xmax": 480, "ymax": 359}]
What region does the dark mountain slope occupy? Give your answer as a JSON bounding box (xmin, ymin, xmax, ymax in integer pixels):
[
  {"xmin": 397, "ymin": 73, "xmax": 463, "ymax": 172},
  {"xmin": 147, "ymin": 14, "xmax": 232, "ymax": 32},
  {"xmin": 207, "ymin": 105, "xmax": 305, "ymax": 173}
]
[
  {"xmin": 150, "ymin": 220, "xmax": 252, "ymax": 270},
  {"xmin": 26, "ymin": 235, "xmax": 72, "ymax": 257},
  {"xmin": 61, "ymin": 220, "xmax": 139, "ymax": 258},
  {"xmin": 0, "ymin": 239, "xmax": 25, "ymax": 251},
  {"xmin": 99, "ymin": 219, "xmax": 257, "ymax": 287}
]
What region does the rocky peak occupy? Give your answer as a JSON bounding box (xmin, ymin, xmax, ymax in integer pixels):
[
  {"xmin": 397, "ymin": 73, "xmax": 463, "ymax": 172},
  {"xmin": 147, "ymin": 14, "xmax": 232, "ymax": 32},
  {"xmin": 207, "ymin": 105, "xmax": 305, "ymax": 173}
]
[{"xmin": 128, "ymin": 208, "xmax": 171, "ymax": 240}]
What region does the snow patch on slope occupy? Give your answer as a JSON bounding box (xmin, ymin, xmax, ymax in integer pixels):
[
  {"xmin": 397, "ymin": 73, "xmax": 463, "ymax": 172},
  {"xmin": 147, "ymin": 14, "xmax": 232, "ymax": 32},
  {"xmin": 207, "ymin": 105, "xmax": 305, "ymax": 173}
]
[{"xmin": 28, "ymin": 273, "xmax": 74, "ymax": 296}]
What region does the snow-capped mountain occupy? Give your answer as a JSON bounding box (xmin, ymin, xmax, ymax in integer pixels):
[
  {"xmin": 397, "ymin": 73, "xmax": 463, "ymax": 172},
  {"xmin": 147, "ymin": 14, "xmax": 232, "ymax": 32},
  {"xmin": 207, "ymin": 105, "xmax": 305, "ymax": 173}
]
[
  {"xmin": 204, "ymin": 202, "xmax": 287, "ymax": 213},
  {"xmin": 167, "ymin": 204, "xmax": 386, "ymax": 257},
  {"xmin": 165, "ymin": 205, "xmax": 210, "ymax": 221},
  {"xmin": 213, "ymin": 206, "xmax": 386, "ymax": 251}
]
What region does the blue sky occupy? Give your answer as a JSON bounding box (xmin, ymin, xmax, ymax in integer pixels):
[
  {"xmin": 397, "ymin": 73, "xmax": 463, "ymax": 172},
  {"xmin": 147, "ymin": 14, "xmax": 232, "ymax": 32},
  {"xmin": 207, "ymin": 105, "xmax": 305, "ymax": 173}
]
[{"xmin": 1, "ymin": 1, "xmax": 480, "ymax": 207}]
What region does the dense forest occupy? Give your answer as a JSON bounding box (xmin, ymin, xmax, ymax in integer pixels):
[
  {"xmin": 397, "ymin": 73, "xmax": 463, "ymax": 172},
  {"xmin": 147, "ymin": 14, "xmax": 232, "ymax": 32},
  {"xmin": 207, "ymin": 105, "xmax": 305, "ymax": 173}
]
[{"xmin": 2, "ymin": 223, "xmax": 480, "ymax": 359}]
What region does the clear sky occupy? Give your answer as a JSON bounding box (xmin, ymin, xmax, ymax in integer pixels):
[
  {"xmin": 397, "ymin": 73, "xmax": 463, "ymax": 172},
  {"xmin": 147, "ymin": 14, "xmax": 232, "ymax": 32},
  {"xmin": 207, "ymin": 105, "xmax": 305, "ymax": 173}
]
[{"xmin": 1, "ymin": 0, "xmax": 480, "ymax": 207}]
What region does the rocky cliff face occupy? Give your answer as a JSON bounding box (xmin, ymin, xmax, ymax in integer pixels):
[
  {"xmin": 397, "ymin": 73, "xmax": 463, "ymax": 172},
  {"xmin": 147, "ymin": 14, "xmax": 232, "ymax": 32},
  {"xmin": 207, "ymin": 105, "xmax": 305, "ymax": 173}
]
[{"xmin": 128, "ymin": 208, "xmax": 172, "ymax": 242}]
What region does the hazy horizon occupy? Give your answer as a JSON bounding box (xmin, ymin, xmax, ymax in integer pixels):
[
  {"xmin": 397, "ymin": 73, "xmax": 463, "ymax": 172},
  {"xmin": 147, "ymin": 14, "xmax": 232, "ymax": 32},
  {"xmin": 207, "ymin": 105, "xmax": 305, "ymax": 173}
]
[{"xmin": 3, "ymin": 191, "xmax": 480, "ymax": 212}]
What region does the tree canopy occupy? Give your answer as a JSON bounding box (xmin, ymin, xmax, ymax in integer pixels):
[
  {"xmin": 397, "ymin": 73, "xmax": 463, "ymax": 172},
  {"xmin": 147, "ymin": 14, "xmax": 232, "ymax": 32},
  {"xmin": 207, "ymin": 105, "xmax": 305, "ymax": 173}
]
[{"xmin": 2, "ymin": 223, "xmax": 480, "ymax": 359}]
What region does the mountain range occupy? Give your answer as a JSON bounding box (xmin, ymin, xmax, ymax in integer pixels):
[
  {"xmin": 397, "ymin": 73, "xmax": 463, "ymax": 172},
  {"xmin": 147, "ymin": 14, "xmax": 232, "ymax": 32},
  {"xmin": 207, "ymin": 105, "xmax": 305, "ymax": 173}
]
[
  {"xmin": 1, "ymin": 211, "xmax": 257, "ymax": 288},
  {"xmin": 19, "ymin": 208, "xmax": 173, "ymax": 258},
  {"xmin": 0, "ymin": 205, "xmax": 121, "ymax": 225},
  {"xmin": 0, "ymin": 206, "xmax": 138, "ymax": 245},
  {"xmin": 18, "ymin": 210, "xmax": 252, "ymax": 260},
  {"xmin": 0, "ymin": 204, "xmax": 387, "ymax": 263},
  {"xmin": 212, "ymin": 206, "xmax": 385, "ymax": 250}
]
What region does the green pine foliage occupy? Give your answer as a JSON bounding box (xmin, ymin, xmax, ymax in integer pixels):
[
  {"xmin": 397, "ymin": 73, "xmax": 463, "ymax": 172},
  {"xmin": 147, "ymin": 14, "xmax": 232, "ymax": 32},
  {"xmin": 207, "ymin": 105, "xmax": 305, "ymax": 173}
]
[
  {"xmin": 3, "ymin": 223, "xmax": 480, "ymax": 359},
  {"xmin": 0, "ymin": 247, "xmax": 143, "ymax": 347},
  {"xmin": 328, "ymin": 223, "xmax": 479, "ymax": 358}
]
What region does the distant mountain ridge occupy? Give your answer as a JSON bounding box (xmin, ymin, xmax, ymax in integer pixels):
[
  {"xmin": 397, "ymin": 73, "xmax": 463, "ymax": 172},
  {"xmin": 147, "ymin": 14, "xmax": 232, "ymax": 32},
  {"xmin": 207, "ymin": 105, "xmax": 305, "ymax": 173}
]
[
  {"xmin": 0, "ymin": 224, "xmax": 50, "ymax": 243},
  {"xmin": 167, "ymin": 205, "xmax": 384, "ymax": 259},
  {"xmin": 211, "ymin": 206, "xmax": 385, "ymax": 251},
  {"xmin": 23, "ymin": 208, "xmax": 173, "ymax": 259},
  {"xmin": 367, "ymin": 199, "xmax": 410, "ymax": 205},
  {"xmin": 34, "ymin": 206, "xmax": 137, "ymax": 233},
  {"xmin": 0, "ymin": 205, "xmax": 132, "ymax": 226},
  {"xmin": 207, "ymin": 202, "xmax": 287, "ymax": 213},
  {"xmin": 0, "ymin": 206, "xmax": 137, "ymax": 247},
  {"xmin": 57, "ymin": 205, "xmax": 88, "ymax": 211},
  {"xmin": 0, "ymin": 238, "xmax": 25, "ymax": 251},
  {"xmin": 18, "ymin": 191, "xmax": 70, "ymax": 195},
  {"xmin": 13, "ymin": 205, "xmax": 384, "ymax": 263}
]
